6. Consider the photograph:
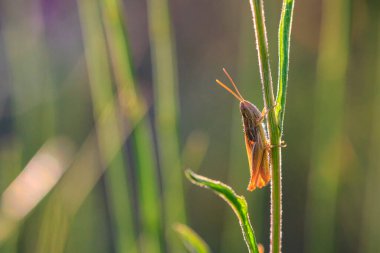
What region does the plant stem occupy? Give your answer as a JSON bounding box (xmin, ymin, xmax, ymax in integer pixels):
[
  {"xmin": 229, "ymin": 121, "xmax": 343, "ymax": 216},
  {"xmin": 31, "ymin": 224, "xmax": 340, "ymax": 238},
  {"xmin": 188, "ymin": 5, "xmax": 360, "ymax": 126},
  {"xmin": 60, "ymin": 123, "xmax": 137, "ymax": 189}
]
[
  {"xmin": 248, "ymin": 1, "xmax": 281, "ymax": 252},
  {"xmin": 147, "ymin": 0, "xmax": 186, "ymax": 251},
  {"xmin": 248, "ymin": 0, "xmax": 294, "ymax": 252},
  {"xmin": 99, "ymin": 0, "xmax": 161, "ymax": 252},
  {"xmin": 77, "ymin": 1, "xmax": 139, "ymax": 252},
  {"xmin": 248, "ymin": 0, "xmax": 275, "ymax": 109}
]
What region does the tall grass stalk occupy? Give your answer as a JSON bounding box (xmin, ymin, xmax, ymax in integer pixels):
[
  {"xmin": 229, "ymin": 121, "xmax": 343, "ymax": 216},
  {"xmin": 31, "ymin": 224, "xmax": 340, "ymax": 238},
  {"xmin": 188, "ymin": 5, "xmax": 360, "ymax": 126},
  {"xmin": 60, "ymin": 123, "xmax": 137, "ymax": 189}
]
[
  {"xmin": 77, "ymin": 1, "xmax": 139, "ymax": 253},
  {"xmin": 35, "ymin": 198, "xmax": 70, "ymax": 253},
  {"xmin": 305, "ymin": 0, "xmax": 350, "ymax": 252},
  {"xmin": 99, "ymin": 0, "xmax": 163, "ymax": 252},
  {"xmin": 133, "ymin": 125, "xmax": 163, "ymax": 253},
  {"xmin": 41, "ymin": 68, "xmax": 149, "ymax": 249},
  {"xmin": 361, "ymin": 18, "xmax": 380, "ymax": 253},
  {"xmin": 51, "ymin": 111, "xmax": 143, "ymax": 216},
  {"xmin": 147, "ymin": 0, "xmax": 186, "ymax": 251},
  {"xmin": 248, "ymin": 2, "xmax": 280, "ymax": 252},
  {"xmin": 248, "ymin": 0, "xmax": 294, "ymax": 252}
]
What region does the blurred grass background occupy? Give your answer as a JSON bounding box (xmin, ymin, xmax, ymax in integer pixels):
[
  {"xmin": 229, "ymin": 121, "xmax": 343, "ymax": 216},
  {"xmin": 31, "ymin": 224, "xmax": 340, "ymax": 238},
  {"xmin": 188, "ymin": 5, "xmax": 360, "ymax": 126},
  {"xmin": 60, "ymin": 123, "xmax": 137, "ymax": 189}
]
[{"xmin": 0, "ymin": 0, "xmax": 379, "ymax": 252}]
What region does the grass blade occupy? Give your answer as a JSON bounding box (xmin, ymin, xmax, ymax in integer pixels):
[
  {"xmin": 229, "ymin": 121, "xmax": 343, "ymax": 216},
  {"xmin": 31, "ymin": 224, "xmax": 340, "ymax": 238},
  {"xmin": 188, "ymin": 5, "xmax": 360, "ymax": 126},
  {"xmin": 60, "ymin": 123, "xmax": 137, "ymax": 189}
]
[
  {"xmin": 76, "ymin": 1, "xmax": 139, "ymax": 252},
  {"xmin": 247, "ymin": 1, "xmax": 283, "ymax": 252},
  {"xmin": 99, "ymin": 0, "xmax": 162, "ymax": 252},
  {"xmin": 174, "ymin": 223, "xmax": 211, "ymax": 253},
  {"xmin": 185, "ymin": 170, "xmax": 259, "ymax": 253},
  {"xmin": 35, "ymin": 197, "xmax": 70, "ymax": 253},
  {"xmin": 147, "ymin": 0, "xmax": 186, "ymax": 251},
  {"xmin": 275, "ymin": 0, "xmax": 295, "ymax": 134}
]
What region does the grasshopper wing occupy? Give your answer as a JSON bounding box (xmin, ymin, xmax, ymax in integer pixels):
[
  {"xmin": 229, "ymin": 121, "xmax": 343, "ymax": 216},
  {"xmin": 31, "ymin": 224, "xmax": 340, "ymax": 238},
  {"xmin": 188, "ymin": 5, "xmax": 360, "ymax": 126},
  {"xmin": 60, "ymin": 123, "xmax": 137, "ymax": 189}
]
[
  {"xmin": 259, "ymin": 148, "xmax": 271, "ymax": 187},
  {"xmin": 245, "ymin": 134, "xmax": 265, "ymax": 191}
]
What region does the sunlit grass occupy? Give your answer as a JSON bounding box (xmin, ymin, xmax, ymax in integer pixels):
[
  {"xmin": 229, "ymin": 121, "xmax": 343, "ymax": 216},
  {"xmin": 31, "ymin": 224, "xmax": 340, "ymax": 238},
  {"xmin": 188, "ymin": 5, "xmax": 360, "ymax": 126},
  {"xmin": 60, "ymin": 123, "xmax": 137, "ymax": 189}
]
[
  {"xmin": 77, "ymin": 1, "xmax": 140, "ymax": 252},
  {"xmin": 186, "ymin": 169, "xmax": 260, "ymax": 253},
  {"xmin": 147, "ymin": 0, "xmax": 186, "ymax": 251}
]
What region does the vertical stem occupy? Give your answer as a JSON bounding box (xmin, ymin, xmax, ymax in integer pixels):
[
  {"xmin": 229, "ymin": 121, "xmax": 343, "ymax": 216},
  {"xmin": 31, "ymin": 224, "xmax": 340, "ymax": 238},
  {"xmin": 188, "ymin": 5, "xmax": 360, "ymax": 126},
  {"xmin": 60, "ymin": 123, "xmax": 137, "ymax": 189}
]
[
  {"xmin": 99, "ymin": 0, "xmax": 162, "ymax": 252},
  {"xmin": 269, "ymin": 150, "xmax": 281, "ymax": 253},
  {"xmin": 35, "ymin": 198, "xmax": 70, "ymax": 253},
  {"xmin": 248, "ymin": 0, "xmax": 275, "ymax": 108},
  {"xmin": 147, "ymin": 0, "xmax": 186, "ymax": 251},
  {"xmin": 77, "ymin": 1, "xmax": 140, "ymax": 252},
  {"xmin": 248, "ymin": 1, "xmax": 282, "ymax": 252}
]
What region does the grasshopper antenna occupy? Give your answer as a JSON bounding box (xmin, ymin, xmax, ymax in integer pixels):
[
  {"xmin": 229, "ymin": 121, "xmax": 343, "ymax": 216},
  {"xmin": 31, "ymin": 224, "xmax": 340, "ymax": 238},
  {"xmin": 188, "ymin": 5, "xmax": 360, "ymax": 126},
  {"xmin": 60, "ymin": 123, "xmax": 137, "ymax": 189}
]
[
  {"xmin": 215, "ymin": 79, "xmax": 243, "ymax": 102},
  {"xmin": 222, "ymin": 68, "xmax": 245, "ymax": 101}
]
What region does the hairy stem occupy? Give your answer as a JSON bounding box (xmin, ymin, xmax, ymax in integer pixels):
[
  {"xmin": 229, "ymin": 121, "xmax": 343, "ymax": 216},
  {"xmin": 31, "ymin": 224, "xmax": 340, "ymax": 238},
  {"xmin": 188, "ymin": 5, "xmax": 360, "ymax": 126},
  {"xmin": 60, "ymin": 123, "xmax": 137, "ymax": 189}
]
[
  {"xmin": 248, "ymin": 1, "xmax": 281, "ymax": 253},
  {"xmin": 249, "ymin": 0, "xmax": 294, "ymax": 252}
]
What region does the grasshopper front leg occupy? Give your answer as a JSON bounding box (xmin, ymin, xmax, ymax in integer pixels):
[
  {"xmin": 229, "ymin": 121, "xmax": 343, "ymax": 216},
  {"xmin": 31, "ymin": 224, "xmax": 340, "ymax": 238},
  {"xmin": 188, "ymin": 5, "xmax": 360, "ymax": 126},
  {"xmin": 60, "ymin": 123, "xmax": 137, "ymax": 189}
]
[{"xmin": 256, "ymin": 103, "xmax": 277, "ymax": 125}]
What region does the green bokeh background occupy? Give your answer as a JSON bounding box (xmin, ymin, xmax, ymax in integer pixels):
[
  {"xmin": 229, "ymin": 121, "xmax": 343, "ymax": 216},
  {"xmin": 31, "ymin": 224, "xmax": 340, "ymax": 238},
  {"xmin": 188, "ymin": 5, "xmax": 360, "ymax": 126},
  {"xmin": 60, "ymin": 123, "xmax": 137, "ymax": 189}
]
[{"xmin": 0, "ymin": 0, "xmax": 379, "ymax": 252}]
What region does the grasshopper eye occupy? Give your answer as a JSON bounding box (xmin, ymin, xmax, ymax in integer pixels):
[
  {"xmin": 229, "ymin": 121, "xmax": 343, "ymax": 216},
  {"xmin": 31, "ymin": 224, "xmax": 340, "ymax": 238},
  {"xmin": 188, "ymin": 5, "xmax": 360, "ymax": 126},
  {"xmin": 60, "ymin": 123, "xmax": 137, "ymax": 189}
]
[{"xmin": 240, "ymin": 102, "xmax": 248, "ymax": 113}]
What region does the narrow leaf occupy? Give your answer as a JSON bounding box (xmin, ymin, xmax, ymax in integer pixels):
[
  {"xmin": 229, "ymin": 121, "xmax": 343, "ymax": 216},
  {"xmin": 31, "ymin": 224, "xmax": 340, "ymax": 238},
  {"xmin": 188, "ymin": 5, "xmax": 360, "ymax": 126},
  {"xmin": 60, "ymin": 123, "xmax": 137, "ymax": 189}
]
[
  {"xmin": 185, "ymin": 170, "xmax": 259, "ymax": 253},
  {"xmin": 275, "ymin": 0, "xmax": 295, "ymax": 133}
]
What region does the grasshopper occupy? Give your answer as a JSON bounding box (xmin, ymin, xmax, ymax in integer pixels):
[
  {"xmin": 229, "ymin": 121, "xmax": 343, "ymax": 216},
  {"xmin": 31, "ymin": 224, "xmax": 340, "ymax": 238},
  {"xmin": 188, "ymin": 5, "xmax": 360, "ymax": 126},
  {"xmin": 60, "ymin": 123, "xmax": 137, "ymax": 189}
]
[{"xmin": 216, "ymin": 68, "xmax": 274, "ymax": 191}]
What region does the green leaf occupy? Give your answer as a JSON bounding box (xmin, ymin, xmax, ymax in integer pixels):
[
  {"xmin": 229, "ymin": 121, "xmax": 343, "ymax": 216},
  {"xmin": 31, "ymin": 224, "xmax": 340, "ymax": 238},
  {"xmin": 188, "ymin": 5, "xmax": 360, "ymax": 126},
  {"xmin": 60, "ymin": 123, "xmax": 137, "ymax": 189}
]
[
  {"xmin": 185, "ymin": 170, "xmax": 259, "ymax": 253},
  {"xmin": 275, "ymin": 0, "xmax": 295, "ymax": 134},
  {"xmin": 174, "ymin": 223, "xmax": 211, "ymax": 253}
]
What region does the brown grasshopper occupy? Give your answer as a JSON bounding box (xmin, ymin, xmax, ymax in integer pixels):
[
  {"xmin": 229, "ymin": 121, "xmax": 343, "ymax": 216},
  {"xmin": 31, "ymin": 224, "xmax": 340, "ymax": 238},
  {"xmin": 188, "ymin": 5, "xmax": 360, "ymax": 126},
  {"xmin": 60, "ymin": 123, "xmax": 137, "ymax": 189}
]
[{"xmin": 216, "ymin": 68, "xmax": 274, "ymax": 191}]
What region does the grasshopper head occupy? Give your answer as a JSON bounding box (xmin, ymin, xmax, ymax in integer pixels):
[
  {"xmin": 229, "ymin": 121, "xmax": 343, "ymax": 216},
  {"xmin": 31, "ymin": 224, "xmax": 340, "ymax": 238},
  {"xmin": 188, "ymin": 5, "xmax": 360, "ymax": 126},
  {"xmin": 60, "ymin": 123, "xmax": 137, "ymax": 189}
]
[{"xmin": 240, "ymin": 100, "xmax": 262, "ymax": 121}]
